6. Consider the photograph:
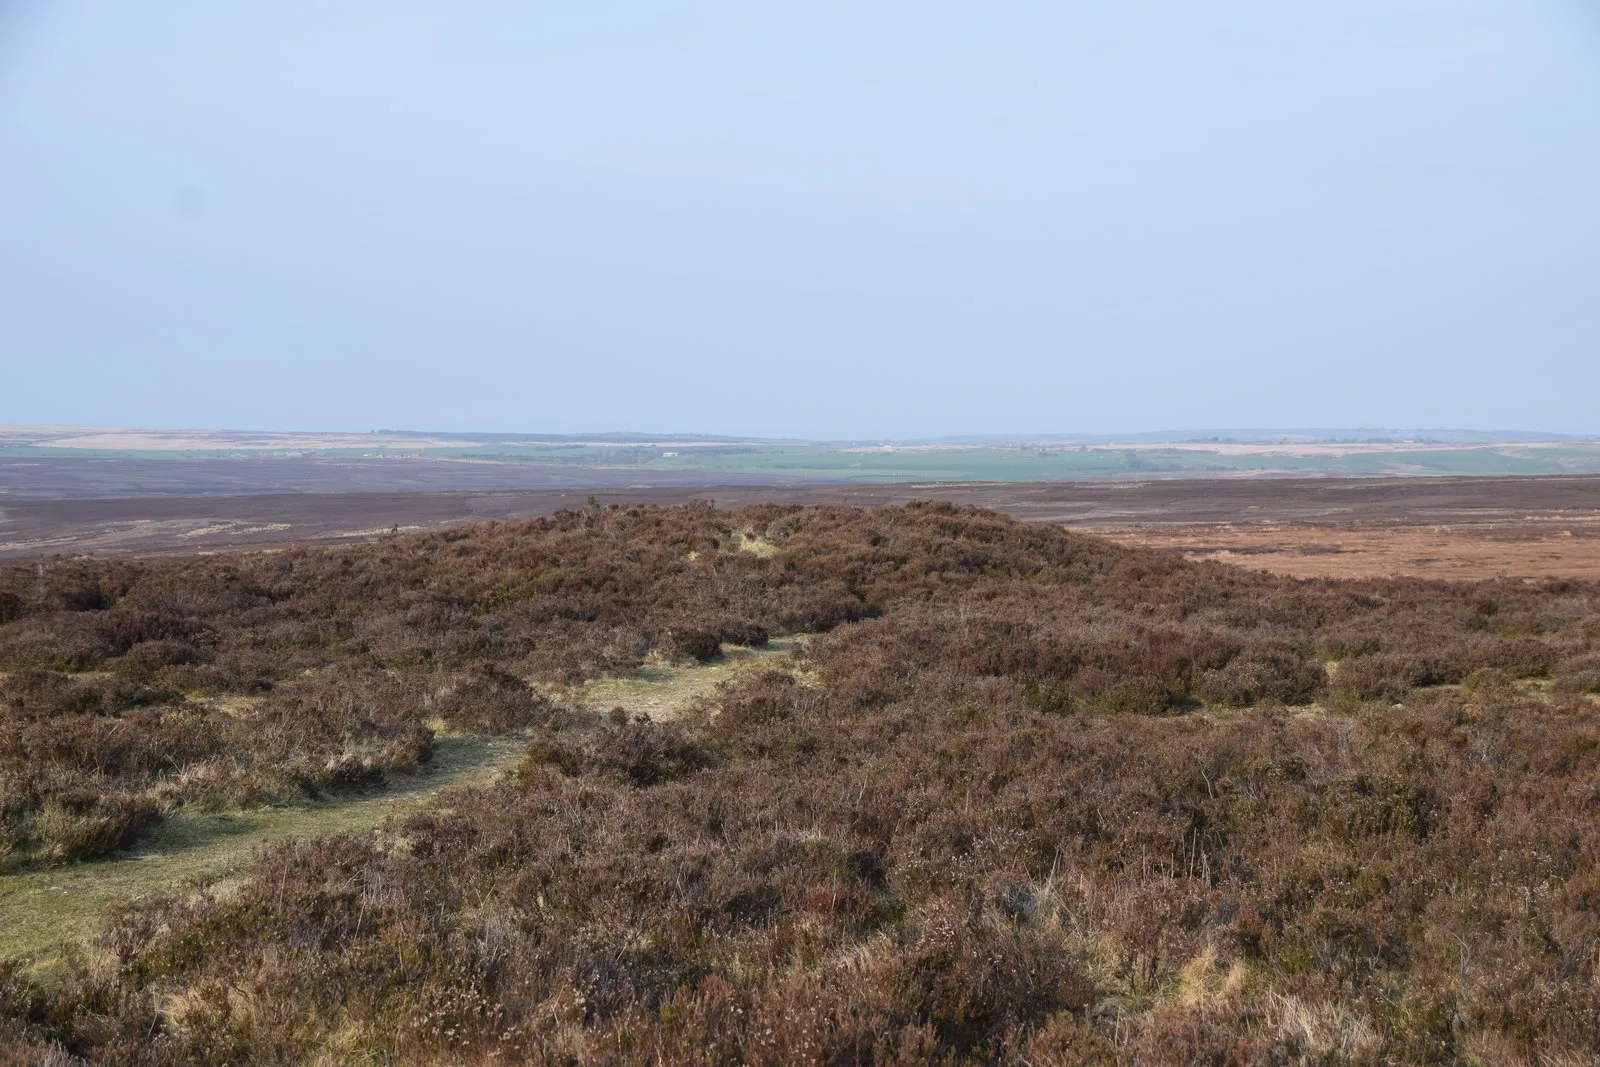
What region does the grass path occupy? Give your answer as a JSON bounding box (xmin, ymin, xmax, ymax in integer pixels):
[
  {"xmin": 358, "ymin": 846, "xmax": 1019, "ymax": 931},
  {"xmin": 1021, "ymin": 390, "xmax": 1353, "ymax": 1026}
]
[
  {"xmin": 0, "ymin": 637, "xmax": 805, "ymax": 965},
  {"xmin": 0, "ymin": 735, "xmax": 528, "ymax": 963},
  {"xmin": 571, "ymin": 635, "xmax": 805, "ymax": 720}
]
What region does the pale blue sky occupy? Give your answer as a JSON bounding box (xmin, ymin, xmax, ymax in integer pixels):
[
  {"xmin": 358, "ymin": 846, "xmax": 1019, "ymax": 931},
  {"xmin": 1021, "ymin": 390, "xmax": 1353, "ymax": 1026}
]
[{"xmin": 2, "ymin": 2, "xmax": 1597, "ymax": 438}]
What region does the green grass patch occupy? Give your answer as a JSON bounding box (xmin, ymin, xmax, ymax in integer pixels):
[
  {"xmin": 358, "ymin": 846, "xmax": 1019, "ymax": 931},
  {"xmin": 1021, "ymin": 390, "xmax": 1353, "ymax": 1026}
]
[
  {"xmin": 0, "ymin": 643, "xmax": 807, "ymax": 967},
  {"xmin": 0, "ymin": 734, "xmax": 527, "ymax": 965},
  {"xmin": 572, "ymin": 636, "xmax": 805, "ymax": 721}
]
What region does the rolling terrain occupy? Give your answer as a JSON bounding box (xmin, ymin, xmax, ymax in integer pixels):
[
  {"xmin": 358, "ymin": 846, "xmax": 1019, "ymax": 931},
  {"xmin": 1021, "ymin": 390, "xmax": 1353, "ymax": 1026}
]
[
  {"xmin": 4, "ymin": 475, "xmax": 1600, "ymax": 582},
  {"xmin": 5, "ymin": 425, "xmax": 1599, "ymax": 501},
  {"xmin": 2, "ymin": 501, "xmax": 1600, "ymax": 1063}
]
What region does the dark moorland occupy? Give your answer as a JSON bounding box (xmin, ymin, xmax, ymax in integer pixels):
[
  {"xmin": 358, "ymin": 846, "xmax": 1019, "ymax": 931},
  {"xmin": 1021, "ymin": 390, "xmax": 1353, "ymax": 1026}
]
[
  {"xmin": 4, "ymin": 501, "xmax": 1600, "ymax": 1063},
  {"xmin": 7, "ymin": 473, "xmax": 1600, "ymax": 569}
]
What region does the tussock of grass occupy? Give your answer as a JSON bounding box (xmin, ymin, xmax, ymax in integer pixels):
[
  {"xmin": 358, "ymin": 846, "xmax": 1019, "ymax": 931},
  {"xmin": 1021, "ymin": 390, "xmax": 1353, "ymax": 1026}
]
[{"xmin": 733, "ymin": 529, "xmax": 779, "ymax": 558}]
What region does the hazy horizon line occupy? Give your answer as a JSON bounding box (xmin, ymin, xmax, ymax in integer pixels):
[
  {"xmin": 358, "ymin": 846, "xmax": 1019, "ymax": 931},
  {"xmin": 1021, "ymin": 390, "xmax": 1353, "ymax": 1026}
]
[{"xmin": 4, "ymin": 422, "xmax": 1596, "ymax": 447}]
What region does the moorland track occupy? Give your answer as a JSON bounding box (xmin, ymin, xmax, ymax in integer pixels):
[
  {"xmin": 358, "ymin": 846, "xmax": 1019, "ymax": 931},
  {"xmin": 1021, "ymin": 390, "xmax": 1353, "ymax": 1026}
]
[{"xmin": 0, "ymin": 641, "xmax": 802, "ymax": 963}]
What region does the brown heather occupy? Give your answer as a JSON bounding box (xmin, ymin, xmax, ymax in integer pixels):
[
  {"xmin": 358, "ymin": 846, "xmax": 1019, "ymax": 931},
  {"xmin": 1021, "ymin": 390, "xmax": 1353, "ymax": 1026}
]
[{"xmin": 2, "ymin": 501, "xmax": 1599, "ymax": 1064}]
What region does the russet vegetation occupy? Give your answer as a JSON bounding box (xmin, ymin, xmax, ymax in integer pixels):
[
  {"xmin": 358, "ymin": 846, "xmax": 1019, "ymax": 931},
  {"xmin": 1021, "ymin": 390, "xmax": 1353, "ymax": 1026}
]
[{"xmin": 2, "ymin": 501, "xmax": 1599, "ymax": 1063}]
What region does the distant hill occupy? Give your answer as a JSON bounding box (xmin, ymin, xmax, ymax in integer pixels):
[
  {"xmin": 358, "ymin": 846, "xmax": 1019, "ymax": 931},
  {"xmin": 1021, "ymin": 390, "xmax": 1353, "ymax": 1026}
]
[
  {"xmin": 4, "ymin": 425, "xmax": 1599, "ymax": 500},
  {"xmin": 910, "ymin": 429, "xmax": 1591, "ymax": 446}
]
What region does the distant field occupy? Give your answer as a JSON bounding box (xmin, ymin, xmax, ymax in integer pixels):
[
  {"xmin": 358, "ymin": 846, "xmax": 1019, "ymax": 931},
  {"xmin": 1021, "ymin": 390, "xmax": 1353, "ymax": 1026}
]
[
  {"xmin": 6, "ymin": 475, "xmax": 1600, "ymax": 582},
  {"xmin": 5, "ymin": 425, "xmax": 1600, "ymax": 497},
  {"xmin": 7, "ymin": 425, "xmax": 1600, "ymax": 582}
]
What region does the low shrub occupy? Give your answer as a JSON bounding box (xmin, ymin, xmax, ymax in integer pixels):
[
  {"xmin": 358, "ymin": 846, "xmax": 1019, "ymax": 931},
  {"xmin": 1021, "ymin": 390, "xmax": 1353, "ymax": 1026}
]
[
  {"xmin": 1554, "ymin": 652, "xmax": 1600, "ymax": 694},
  {"xmin": 1, "ymin": 503, "xmax": 1598, "ymax": 1063},
  {"xmin": 657, "ymin": 628, "xmax": 725, "ymax": 663},
  {"xmin": 1330, "ymin": 652, "xmax": 1462, "ymax": 703}
]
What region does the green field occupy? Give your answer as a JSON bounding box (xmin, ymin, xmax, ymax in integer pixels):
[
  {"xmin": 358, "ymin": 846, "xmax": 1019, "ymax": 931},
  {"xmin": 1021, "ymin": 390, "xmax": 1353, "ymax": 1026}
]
[{"xmin": 6, "ymin": 437, "xmax": 1600, "ymax": 481}]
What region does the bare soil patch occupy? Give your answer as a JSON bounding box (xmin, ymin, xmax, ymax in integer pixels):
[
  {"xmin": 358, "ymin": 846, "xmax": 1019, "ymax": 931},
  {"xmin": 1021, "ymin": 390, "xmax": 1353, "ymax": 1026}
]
[{"xmin": 1100, "ymin": 519, "xmax": 1600, "ymax": 580}]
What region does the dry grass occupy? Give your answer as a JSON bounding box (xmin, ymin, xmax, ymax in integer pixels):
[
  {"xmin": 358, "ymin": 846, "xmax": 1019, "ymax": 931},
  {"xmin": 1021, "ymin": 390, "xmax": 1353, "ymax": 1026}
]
[
  {"xmin": 1103, "ymin": 519, "xmax": 1600, "ymax": 580},
  {"xmin": 733, "ymin": 529, "xmax": 779, "ymax": 558}
]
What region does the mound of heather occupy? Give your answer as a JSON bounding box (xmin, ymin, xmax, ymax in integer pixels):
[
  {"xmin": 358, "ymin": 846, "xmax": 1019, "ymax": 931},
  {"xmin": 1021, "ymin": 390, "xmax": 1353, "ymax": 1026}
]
[{"xmin": 4, "ymin": 502, "xmax": 1600, "ymax": 1063}]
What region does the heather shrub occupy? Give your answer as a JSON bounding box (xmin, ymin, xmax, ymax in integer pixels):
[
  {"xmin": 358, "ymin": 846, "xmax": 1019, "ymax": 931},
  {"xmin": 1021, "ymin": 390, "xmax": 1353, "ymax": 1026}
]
[
  {"xmin": 1085, "ymin": 673, "xmax": 1174, "ymax": 715},
  {"xmin": 523, "ymin": 718, "xmax": 717, "ymax": 786},
  {"xmin": 1, "ymin": 503, "xmax": 1598, "ymax": 1063},
  {"xmin": 656, "ymin": 627, "xmax": 725, "ymax": 663},
  {"xmin": 1555, "ymin": 652, "xmax": 1600, "ymax": 694},
  {"xmin": 430, "ymin": 664, "xmax": 558, "ymax": 731},
  {"xmin": 1193, "ymin": 649, "xmax": 1325, "ymax": 707},
  {"xmin": 1470, "ymin": 635, "xmax": 1559, "ymax": 678},
  {"xmin": 1330, "ymin": 652, "xmax": 1461, "ymax": 703},
  {"xmin": 0, "ymin": 671, "xmax": 104, "ymax": 718}
]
